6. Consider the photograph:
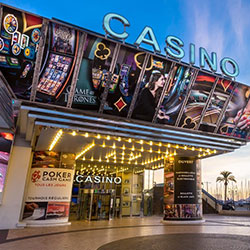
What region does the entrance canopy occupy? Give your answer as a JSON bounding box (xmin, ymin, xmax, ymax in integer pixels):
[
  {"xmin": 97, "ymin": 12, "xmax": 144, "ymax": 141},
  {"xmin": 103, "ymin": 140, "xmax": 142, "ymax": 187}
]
[{"xmin": 18, "ymin": 102, "xmax": 246, "ymax": 175}]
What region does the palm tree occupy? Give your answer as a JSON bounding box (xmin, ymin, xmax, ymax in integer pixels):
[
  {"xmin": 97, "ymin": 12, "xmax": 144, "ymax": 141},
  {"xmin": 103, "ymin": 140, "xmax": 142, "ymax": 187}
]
[{"xmin": 216, "ymin": 171, "xmax": 236, "ymax": 202}]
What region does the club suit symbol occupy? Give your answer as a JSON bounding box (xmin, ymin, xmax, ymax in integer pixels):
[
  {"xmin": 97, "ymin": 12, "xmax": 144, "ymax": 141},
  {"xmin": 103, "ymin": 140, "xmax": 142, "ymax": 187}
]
[
  {"xmin": 94, "ymin": 42, "xmax": 111, "ymax": 60},
  {"xmin": 134, "ymin": 52, "xmax": 153, "ymax": 71},
  {"xmin": 181, "ymin": 117, "xmax": 196, "ymax": 129}
]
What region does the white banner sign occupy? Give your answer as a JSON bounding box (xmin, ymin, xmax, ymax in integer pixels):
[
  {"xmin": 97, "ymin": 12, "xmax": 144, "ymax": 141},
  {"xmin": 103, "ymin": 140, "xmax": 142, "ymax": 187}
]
[{"xmin": 26, "ymin": 168, "xmax": 74, "ymax": 202}]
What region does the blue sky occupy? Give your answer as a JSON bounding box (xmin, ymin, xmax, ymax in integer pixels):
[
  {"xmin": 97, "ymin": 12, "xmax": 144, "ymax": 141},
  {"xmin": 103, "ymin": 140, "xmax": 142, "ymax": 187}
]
[{"xmin": 3, "ymin": 0, "xmax": 250, "ymax": 195}]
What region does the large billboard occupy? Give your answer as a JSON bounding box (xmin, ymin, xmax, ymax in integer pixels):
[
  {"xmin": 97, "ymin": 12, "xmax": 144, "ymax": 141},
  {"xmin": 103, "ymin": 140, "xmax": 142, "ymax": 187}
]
[{"xmin": 0, "ymin": 4, "xmax": 249, "ymax": 142}]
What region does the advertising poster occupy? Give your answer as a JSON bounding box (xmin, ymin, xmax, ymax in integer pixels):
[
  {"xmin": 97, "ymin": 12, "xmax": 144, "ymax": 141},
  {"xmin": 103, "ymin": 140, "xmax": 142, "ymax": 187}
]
[
  {"xmin": 0, "ymin": 6, "xmax": 43, "ymax": 99},
  {"xmin": 131, "ymin": 55, "xmax": 171, "ymax": 121},
  {"xmin": 23, "ymin": 151, "xmax": 75, "ymax": 222},
  {"xmin": 178, "ymin": 72, "xmax": 216, "ymax": 130},
  {"xmin": 0, "ymin": 132, "xmax": 14, "ymax": 204},
  {"xmin": 163, "ymin": 157, "xmax": 201, "ymax": 220},
  {"xmin": 199, "ymin": 79, "xmax": 235, "ymax": 132},
  {"xmin": 154, "ymin": 65, "xmax": 194, "ymax": 125},
  {"xmin": 104, "ymin": 48, "xmax": 145, "ymax": 117},
  {"xmin": 174, "ymin": 157, "xmax": 197, "ymax": 204},
  {"xmin": 218, "ymin": 84, "xmax": 250, "ymax": 139},
  {"xmin": 36, "ymin": 23, "xmax": 79, "ymax": 105},
  {"xmin": 72, "ymin": 35, "xmax": 117, "ymax": 109}
]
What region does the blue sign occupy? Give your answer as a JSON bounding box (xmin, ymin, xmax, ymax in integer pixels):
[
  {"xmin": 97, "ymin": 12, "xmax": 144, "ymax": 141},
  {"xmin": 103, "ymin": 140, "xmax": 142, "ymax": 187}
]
[{"xmin": 103, "ymin": 13, "xmax": 239, "ymax": 78}]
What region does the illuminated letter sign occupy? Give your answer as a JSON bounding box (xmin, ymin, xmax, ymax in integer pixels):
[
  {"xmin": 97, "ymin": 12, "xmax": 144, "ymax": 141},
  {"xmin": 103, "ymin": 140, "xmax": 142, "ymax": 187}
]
[
  {"xmin": 102, "ymin": 13, "xmax": 239, "ymax": 78},
  {"xmin": 135, "ymin": 26, "xmax": 161, "ymax": 53},
  {"xmin": 165, "ymin": 35, "xmax": 185, "ymax": 60},
  {"xmin": 103, "ymin": 13, "xmax": 130, "ymax": 40},
  {"xmin": 75, "ymin": 175, "xmax": 122, "ymax": 184},
  {"xmin": 220, "ymin": 57, "xmax": 239, "ymax": 78},
  {"xmin": 189, "ymin": 43, "xmax": 195, "ymax": 65},
  {"xmin": 199, "ymin": 47, "xmax": 217, "ymax": 72}
]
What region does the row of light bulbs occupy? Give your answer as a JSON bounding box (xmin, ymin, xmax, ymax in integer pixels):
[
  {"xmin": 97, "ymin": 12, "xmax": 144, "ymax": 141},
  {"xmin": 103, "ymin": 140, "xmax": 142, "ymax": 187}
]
[
  {"xmin": 105, "ymin": 151, "xmax": 142, "ymax": 161},
  {"xmin": 49, "ymin": 129, "xmax": 218, "ymax": 160},
  {"xmin": 67, "ymin": 130, "xmax": 216, "ymax": 154},
  {"xmin": 81, "ymin": 153, "xmax": 176, "ymax": 166}
]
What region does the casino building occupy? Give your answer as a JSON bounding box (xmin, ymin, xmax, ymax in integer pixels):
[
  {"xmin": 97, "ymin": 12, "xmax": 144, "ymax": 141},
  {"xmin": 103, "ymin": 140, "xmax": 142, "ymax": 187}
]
[{"xmin": 0, "ymin": 4, "xmax": 249, "ymax": 229}]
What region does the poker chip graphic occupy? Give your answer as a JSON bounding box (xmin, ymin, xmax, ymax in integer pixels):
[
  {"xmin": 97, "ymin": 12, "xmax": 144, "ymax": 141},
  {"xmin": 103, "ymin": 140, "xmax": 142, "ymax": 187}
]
[
  {"xmin": 24, "ymin": 47, "xmax": 31, "ymax": 57},
  {"xmin": 3, "ymin": 14, "xmax": 18, "ymax": 34},
  {"xmin": 12, "ymin": 43, "xmax": 21, "ymax": 55},
  {"xmin": 24, "ymin": 46, "xmax": 35, "ymax": 60},
  {"xmin": 0, "ymin": 37, "xmax": 4, "ymax": 52},
  {"xmin": 31, "ymin": 28, "xmax": 41, "ymax": 44}
]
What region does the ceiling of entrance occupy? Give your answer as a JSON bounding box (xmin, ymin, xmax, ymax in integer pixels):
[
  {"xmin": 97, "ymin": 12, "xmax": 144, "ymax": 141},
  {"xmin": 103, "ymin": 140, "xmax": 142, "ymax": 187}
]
[{"xmin": 35, "ymin": 127, "xmax": 218, "ymax": 173}]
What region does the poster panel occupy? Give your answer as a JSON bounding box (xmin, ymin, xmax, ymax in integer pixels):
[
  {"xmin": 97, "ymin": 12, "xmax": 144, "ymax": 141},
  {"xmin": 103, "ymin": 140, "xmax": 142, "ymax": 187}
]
[
  {"xmin": 71, "ymin": 34, "xmax": 116, "ymax": 109},
  {"xmin": 23, "ymin": 151, "xmax": 75, "ymax": 222},
  {"xmin": 178, "ymin": 72, "xmax": 216, "ymax": 130},
  {"xmin": 25, "ymin": 167, "xmax": 74, "ymax": 202},
  {"xmin": 131, "ymin": 55, "xmax": 171, "ymax": 122},
  {"xmin": 103, "ymin": 46, "xmax": 144, "ymax": 117},
  {"xmin": 218, "ymin": 84, "xmax": 250, "ymax": 139},
  {"xmin": 174, "ymin": 157, "xmax": 197, "ymax": 204},
  {"xmin": 152, "ymin": 65, "xmax": 194, "ymax": 125},
  {"xmin": 0, "ymin": 6, "xmax": 43, "ymax": 99},
  {"xmin": 35, "ymin": 23, "xmax": 79, "ymax": 106},
  {"xmin": 199, "ymin": 79, "xmax": 234, "ymax": 133},
  {"xmin": 163, "ymin": 157, "xmax": 201, "ymax": 220},
  {"xmin": 0, "ymin": 132, "xmax": 14, "ymax": 204}
]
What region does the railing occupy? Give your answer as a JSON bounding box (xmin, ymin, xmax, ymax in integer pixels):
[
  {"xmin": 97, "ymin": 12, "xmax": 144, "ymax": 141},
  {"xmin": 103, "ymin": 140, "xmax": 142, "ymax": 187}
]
[{"xmin": 202, "ymin": 188, "xmax": 223, "ymax": 213}]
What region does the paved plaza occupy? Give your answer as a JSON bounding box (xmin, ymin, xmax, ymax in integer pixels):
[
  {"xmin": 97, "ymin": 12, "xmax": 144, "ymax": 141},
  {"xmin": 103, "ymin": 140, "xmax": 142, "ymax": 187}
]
[{"xmin": 1, "ymin": 215, "xmax": 250, "ymax": 250}]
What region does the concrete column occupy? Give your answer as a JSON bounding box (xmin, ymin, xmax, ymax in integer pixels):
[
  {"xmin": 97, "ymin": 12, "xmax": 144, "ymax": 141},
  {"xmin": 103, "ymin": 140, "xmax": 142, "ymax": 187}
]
[
  {"xmin": 163, "ymin": 156, "xmax": 202, "ymax": 221},
  {"xmin": 0, "ymin": 136, "xmax": 32, "ymax": 229}
]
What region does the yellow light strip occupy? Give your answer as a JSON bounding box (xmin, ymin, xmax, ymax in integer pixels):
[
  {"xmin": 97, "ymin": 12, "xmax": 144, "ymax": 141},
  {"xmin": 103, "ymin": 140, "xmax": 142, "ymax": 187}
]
[
  {"xmin": 49, "ymin": 129, "xmax": 63, "ymax": 151},
  {"xmin": 67, "ymin": 131, "xmax": 214, "ymax": 153},
  {"xmin": 75, "ymin": 142, "xmax": 95, "ymax": 160}
]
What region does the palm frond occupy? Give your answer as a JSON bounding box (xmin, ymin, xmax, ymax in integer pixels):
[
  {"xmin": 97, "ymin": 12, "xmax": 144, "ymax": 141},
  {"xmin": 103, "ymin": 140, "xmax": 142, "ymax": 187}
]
[
  {"xmin": 216, "ymin": 177, "xmax": 224, "ymax": 182},
  {"xmin": 228, "ymin": 175, "xmax": 236, "ymax": 182}
]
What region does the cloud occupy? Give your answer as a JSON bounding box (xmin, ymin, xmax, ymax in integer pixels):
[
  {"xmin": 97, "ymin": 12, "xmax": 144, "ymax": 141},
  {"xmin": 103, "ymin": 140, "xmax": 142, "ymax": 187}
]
[
  {"xmin": 227, "ymin": 0, "xmax": 250, "ymax": 49},
  {"xmin": 191, "ymin": 1, "xmax": 225, "ymax": 60}
]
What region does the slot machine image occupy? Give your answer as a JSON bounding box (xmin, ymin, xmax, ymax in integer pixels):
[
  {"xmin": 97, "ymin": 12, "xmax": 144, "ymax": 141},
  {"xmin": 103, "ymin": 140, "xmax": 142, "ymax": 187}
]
[
  {"xmin": 37, "ymin": 53, "xmax": 73, "ymax": 96},
  {"xmin": 36, "ymin": 22, "xmax": 79, "ymax": 104}
]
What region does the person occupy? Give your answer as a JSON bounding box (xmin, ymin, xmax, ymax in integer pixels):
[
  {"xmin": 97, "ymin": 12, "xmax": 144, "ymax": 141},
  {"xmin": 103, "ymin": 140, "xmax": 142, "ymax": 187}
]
[{"xmin": 133, "ymin": 70, "xmax": 169, "ymax": 122}]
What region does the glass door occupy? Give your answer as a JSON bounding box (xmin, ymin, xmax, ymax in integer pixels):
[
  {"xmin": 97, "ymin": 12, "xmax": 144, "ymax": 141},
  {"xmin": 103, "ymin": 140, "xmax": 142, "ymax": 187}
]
[
  {"xmin": 91, "ymin": 194, "xmax": 111, "ymax": 220},
  {"xmin": 78, "ymin": 189, "xmax": 91, "ymax": 220}
]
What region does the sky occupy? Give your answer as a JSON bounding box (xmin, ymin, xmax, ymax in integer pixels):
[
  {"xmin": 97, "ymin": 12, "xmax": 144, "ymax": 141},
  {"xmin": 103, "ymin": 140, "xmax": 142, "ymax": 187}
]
[{"xmin": 2, "ymin": 0, "xmax": 250, "ymax": 194}]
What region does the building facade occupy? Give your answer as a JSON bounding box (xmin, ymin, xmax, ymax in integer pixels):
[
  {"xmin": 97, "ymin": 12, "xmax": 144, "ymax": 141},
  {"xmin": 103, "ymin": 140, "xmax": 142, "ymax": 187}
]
[{"xmin": 0, "ymin": 4, "xmax": 249, "ymax": 229}]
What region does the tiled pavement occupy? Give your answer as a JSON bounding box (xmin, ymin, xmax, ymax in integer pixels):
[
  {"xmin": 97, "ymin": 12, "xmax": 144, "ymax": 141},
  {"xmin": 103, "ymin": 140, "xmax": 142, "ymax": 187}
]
[{"xmin": 1, "ymin": 215, "xmax": 250, "ymax": 250}]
